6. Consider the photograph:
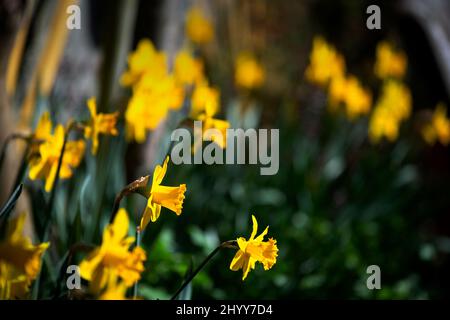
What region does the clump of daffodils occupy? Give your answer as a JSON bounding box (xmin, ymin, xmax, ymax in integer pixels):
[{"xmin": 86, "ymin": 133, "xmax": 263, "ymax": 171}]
[
  {"xmin": 369, "ymin": 80, "xmax": 411, "ymax": 143},
  {"xmin": 27, "ymin": 97, "xmax": 119, "ymax": 192},
  {"xmin": 0, "ymin": 214, "xmax": 49, "ymax": 299},
  {"xmin": 306, "ymin": 36, "xmax": 371, "ymax": 119},
  {"xmin": 368, "ymin": 41, "xmax": 412, "ymax": 143},
  {"xmin": 422, "ymin": 103, "xmax": 450, "ymax": 146},
  {"xmin": 121, "ymin": 37, "xmax": 231, "ymax": 147},
  {"xmin": 230, "ymin": 215, "xmax": 278, "ymax": 280},
  {"xmin": 121, "ymin": 39, "xmax": 185, "ymax": 143},
  {"xmin": 121, "ymin": 23, "xmax": 232, "ymax": 150}
]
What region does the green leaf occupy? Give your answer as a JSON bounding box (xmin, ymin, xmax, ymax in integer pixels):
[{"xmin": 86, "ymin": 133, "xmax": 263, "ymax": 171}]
[{"xmin": 0, "ymin": 183, "xmax": 23, "ymax": 219}]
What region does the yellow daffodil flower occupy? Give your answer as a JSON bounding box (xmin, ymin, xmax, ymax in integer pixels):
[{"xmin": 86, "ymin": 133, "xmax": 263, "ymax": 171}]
[
  {"xmin": 97, "ymin": 274, "xmax": 129, "ymax": 300},
  {"xmin": 33, "ymin": 112, "xmax": 52, "ymax": 142},
  {"xmin": 422, "ymin": 103, "xmax": 450, "ymax": 145},
  {"xmin": 369, "ymin": 105, "xmax": 400, "ymax": 142},
  {"xmin": 328, "ymin": 75, "xmax": 348, "ymax": 109},
  {"xmin": 343, "ymin": 76, "xmax": 372, "ymax": 119},
  {"xmin": 379, "ymin": 80, "xmax": 411, "ymax": 121},
  {"xmin": 122, "ymin": 40, "xmax": 185, "ymax": 143},
  {"xmin": 174, "ymin": 50, "xmax": 204, "ymax": 86},
  {"xmin": 195, "ymin": 102, "xmax": 230, "ymax": 150},
  {"xmin": 84, "ymin": 97, "xmax": 119, "ymax": 155},
  {"xmin": 30, "ymin": 112, "xmax": 53, "ymax": 155},
  {"xmin": 185, "ymin": 6, "xmax": 214, "ymax": 45},
  {"xmin": 29, "ymin": 123, "xmax": 85, "ymax": 192},
  {"xmin": 328, "ymin": 75, "xmax": 372, "ymax": 119},
  {"xmin": 98, "ymin": 281, "xmax": 128, "ymax": 300},
  {"xmin": 235, "ymin": 52, "xmax": 265, "ymax": 89},
  {"xmin": 125, "ymin": 90, "xmax": 169, "ymax": 143},
  {"xmin": 120, "ymin": 39, "xmax": 168, "ymax": 87},
  {"xmin": 125, "ymin": 74, "xmax": 184, "ymax": 143},
  {"xmin": 230, "ymin": 215, "xmax": 278, "ymax": 280},
  {"xmin": 305, "ymin": 36, "xmax": 345, "ymax": 86},
  {"xmin": 369, "ymin": 80, "xmax": 411, "ymax": 143},
  {"xmin": 79, "ymin": 208, "xmax": 146, "ymax": 294},
  {"xmin": 191, "ymin": 81, "xmax": 220, "ymax": 117},
  {"xmin": 0, "ymin": 214, "xmax": 49, "ymax": 299},
  {"xmin": 374, "ymin": 41, "xmax": 407, "ymax": 80},
  {"xmin": 140, "ymin": 156, "xmax": 186, "ymax": 230},
  {"xmin": 138, "ymin": 72, "xmax": 185, "ymax": 111}
]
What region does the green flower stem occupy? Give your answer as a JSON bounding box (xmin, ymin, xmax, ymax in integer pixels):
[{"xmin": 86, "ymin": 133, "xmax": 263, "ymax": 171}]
[
  {"xmin": 170, "ymin": 240, "xmax": 238, "ymax": 300},
  {"xmin": 42, "ymin": 121, "xmax": 85, "ymax": 241},
  {"xmin": 109, "ymin": 175, "xmax": 149, "ymax": 223},
  {"xmin": 11, "ymin": 145, "xmax": 31, "ymax": 194},
  {"xmin": 133, "ymin": 226, "xmax": 141, "ymax": 299}
]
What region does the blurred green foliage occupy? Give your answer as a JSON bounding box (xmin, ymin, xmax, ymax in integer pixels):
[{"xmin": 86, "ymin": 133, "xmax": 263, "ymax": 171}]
[{"xmin": 136, "ymin": 108, "xmax": 450, "ymax": 299}]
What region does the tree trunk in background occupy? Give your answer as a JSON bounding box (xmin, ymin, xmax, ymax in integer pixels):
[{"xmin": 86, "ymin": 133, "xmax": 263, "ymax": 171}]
[{"xmin": 400, "ymin": 0, "xmax": 450, "ymax": 99}]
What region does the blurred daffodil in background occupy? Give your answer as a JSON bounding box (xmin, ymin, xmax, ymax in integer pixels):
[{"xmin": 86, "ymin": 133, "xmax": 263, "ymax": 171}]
[
  {"xmin": 369, "ymin": 80, "xmax": 411, "ymax": 143},
  {"xmin": 79, "ymin": 209, "xmax": 146, "ymax": 295},
  {"xmin": 191, "ymin": 81, "xmax": 220, "ymax": 117},
  {"xmin": 123, "ymin": 39, "xmax": 185, "ymax": 143},
  {"xmin": 28, "ymin": 114, "xmax": 85, "ymax": 192},
  {"xmin": 84, "ymin": 97, "xmax": 119, "ymax": 155},
  {"xmin": 374, "ymin": 41, "xmax": 407, "ymax": 80},
  {"xmin": 0, "ymin": 214, "xmax": 49, "ymax": 299},
  {"xmin": 185, "ymin": 6, "xmax": 214, "ymax": 45},
  {"xmin": 195, "ymin": 101, "xmax": 230, "ymax": 150},
  {"xmin": 305, "ymin": 36, "xmax": 345, "ymax": 87},
  {"xmin": 174, "ymin": 50, "xmax": 204, "ymax": 87},
  {"xmin": 329, "ymin": 75, "xmax": 372, "ymax": 119},
  {"xmin": 120, "ymin": 39, "xmax": 168, "ymax": 88},
  {"xmin": 235, "ymin": 52, "xmax": 265, "ymax": 90},
  {"xmin": 422, "ymin": 103, "xmax": 450, "ymax": 146},
  {"xmin": 307, "ymin": 37, "xmax": 371, "ymax": 120}
]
